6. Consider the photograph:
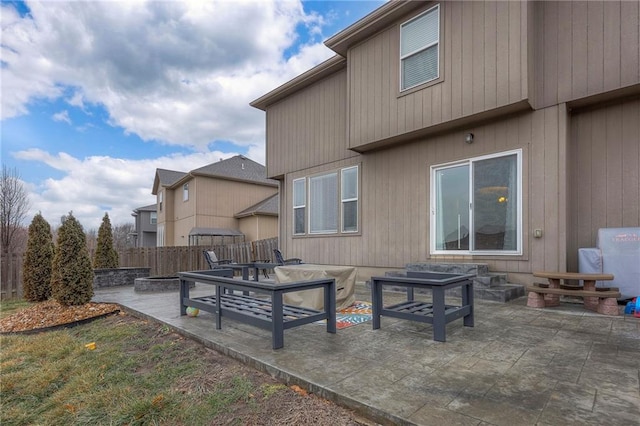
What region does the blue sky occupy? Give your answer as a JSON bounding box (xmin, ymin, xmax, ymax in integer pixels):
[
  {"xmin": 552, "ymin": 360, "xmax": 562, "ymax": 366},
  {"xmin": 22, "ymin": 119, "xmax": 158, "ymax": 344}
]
[{"xmin": 1, "ymin": 0, "xmax": 384, "ymax": 230}]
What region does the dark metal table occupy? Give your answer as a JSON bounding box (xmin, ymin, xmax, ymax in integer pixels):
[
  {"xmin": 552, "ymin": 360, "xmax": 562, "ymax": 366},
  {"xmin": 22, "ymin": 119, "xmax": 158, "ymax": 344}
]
[{"xmin": 371, "ymin": 272, "xmax": 474, "ymax": 342}]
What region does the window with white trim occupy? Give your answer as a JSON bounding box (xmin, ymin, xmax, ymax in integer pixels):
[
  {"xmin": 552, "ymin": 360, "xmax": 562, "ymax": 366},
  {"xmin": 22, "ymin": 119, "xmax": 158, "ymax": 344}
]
[
  {"xmin": 310, "ymin": 172, "xmax": 338, "ymax": 233},
  {"xmin": 150, "ymin": 212, "xmax": 157, "ymax": 225},
  {"xmin": 341, "ymin": 166, "xmax": 358, "ymax": 232},
  {"xmin": 431, "ymin": 150, "xmax": 522, "ymax": 254},
  {"xmin": 293, "ymin": 178, "xmax": 306, "ymax": 235},
  {"xmin": 158, "ymin": 190, "xmax": 163, "ymax": 212},
  {"xmin": 400, "ymin": 4, "xmax": 440, "ymax": 91},
  {"xmin": 183, "ymin": 183, "xmax": 189, "ymax": 201},
  {"xmin": 293, "ymin": 165, "xmax": 359, "ymax": 235}
]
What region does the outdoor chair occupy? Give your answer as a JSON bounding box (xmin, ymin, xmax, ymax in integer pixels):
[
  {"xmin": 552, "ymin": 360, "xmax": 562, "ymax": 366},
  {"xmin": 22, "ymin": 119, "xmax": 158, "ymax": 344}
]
[
  {"xmin": 203, "ymin": 249, "xmax": 270, "ymax": 279},
  {"xmin": 203, "ymin": 250, "xmax": 232, "ymax": 269},
  {"xmin": 273, "ymin": 249, "xmax": 303, "ymax": 266}
]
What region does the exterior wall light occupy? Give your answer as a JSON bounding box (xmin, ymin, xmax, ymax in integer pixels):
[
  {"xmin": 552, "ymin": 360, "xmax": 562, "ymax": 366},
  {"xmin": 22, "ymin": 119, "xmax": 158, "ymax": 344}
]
[{"xmin": 465, "ymin": 133, "xmax": 474, "ymax": 144}]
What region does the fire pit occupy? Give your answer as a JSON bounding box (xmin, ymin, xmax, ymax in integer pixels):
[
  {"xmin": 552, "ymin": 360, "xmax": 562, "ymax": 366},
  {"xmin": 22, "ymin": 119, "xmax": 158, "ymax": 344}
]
[{"xmin": 134, "ymin": 276, "xmax": 193, "ymax": 292}]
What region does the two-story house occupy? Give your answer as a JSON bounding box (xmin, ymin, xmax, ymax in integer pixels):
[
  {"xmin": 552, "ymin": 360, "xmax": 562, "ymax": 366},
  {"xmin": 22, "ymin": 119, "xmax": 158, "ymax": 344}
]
[
  {"xmin": 152, "ymin": 155, "xmax": 279, "ymax": 246},
  {"xmin": 251, "ymin": 0, "xmax": 639, "ymax": 287},
  {"xmin": 131, "ymin": 204, "xmax": 157, "ymax": 247}
]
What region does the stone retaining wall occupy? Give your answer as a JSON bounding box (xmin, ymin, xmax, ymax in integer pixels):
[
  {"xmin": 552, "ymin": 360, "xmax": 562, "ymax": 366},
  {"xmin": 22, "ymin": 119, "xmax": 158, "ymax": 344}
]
[{"xmin": 93, "ymin": 267, "xmax": 151, "ymax": 288}]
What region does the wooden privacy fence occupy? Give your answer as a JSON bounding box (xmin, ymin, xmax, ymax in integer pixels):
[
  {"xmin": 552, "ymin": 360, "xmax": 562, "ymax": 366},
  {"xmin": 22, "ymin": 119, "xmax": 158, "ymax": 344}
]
[
  {"xmin": 119, "ymin": 238, "xmax": 279, "ymax": 277},
  {"xmin": 1, "ymin": 252, "xmax": 23, "ymax": 301},
  {"xmin": 0, "ymin": 238, "xmax": 279, "ymax": 300}
]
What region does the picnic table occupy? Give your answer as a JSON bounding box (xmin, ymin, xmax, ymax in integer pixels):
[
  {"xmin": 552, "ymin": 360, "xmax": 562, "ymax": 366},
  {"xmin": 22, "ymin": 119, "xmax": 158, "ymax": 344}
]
[{"xmin": 528, "ymin": 271, "xmax": 619, "ymax": 315}]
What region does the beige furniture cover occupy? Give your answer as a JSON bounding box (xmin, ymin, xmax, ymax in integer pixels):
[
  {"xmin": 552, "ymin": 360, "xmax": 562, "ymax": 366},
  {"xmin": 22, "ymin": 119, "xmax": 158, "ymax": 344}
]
[{"xmin": 274, "ymin": 264, "xmax": 357, "ymax": 310}]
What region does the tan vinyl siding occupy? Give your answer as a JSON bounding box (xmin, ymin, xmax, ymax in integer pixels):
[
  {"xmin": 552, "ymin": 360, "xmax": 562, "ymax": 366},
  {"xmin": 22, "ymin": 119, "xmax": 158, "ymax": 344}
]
[
  {"xmin": 567, "ymin": 96, "xmax": 640, "ymax": 271},
  {"xmin": 282, "ymin": 106, "xmax": 568, "ymax": 277},
  {"xmin": 164, "ymin": 177, "xmax": 277, "ymax": 246},
  {"xmin": 347, "ymin": 0, "xmax": 529, "ymax": 150},
  {"xmin": 238, "ymin": 216, "xmax": 278, "ymax": 242},
  {"xmin": 266, "ymin": 69, "xmax": 358, "ymax": 178},
  {"xmin": 535, "ymin": 0, "xmax": 640, "ymax": 109}
]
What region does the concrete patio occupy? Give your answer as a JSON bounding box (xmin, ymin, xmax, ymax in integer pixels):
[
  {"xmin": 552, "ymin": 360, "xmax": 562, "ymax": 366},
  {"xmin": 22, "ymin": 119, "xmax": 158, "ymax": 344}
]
[{"xmin": 93, "ymin": 281, "xmax": 640, "ymax": 426}]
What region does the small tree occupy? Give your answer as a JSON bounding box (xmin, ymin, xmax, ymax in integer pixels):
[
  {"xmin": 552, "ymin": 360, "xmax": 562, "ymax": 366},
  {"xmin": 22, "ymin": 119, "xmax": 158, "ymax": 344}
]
[
  {"xmin": 94, "ymin": 213, "xmax": 119, "ymax": 269},
  {"xmin": 1, "ymin": 165, "xmax": 30, "ymax": 253},
  {"xmin": 51, "ymin": 213, "xmax": 94, "ymax": 305},
  {"xmin": 22, "ymin": 213, "xmax": 54, "ymax": 302}
]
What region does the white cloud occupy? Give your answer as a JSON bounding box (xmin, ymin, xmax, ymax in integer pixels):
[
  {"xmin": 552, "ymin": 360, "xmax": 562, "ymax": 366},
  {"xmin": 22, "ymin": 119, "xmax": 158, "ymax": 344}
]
[
  {"xmin": 17, "ymin": 148, "xmax": 242, "ymax": 230},
  {"xmin": 52, "ymin": 110, "xmax": 71, "ymax": 124},
  {"xmin": 1, "ymin": 0, "xmax": 334, "ymax": 150}
]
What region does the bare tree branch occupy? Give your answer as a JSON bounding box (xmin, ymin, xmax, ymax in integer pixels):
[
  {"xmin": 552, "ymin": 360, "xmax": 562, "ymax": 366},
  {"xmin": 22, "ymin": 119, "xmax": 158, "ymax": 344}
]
[{"xmin": 1, "ymin": 165, "xmax": 30, "ymax": 252}]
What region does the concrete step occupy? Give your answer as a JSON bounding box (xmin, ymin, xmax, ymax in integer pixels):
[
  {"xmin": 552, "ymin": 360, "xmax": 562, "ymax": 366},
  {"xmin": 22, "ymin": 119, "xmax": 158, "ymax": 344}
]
[{"xmin": 474, "ymin": 273, "xmax": 507, "ymax": 288}]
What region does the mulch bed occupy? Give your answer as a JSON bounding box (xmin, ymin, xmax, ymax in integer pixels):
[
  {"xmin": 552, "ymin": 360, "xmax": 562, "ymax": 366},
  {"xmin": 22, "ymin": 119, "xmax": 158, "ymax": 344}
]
[{"xmin": 0, "ymin": 300, "xmax": 120, "ymax": 334}]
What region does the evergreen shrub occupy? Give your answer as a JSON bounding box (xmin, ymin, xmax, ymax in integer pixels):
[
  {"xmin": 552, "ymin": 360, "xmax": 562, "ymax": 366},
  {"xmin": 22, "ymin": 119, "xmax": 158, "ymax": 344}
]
[
  {"xmin": 51, "ymin": 213, "xmax": 94, "ymax": 305},
  {"xmin": 94, "ymin": 213, "xmax": 119, "ymax": 269},
  {"xmin": 22, "ymin": 213, "xmax": 54, "ymax": 302}
]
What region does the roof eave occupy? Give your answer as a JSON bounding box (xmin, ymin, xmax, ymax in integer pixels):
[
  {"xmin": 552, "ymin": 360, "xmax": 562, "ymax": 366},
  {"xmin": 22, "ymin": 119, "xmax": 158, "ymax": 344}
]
[
  {"xmin": 250, "ymin": 55, "xmax": 346, "ymax": 111},
  {"xmin": 324, "ymin": 0, "xmax": 423, "ymax": 56}
]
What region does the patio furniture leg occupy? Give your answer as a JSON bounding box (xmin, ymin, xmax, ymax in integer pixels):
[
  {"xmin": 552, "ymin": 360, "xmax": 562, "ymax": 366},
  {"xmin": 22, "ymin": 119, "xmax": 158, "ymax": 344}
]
[
  {"xmin": 432, "ymin": 287, "xmax": 446, "ymax": 342},
  {"xmin": 462, "ymin": 282, "xmax": 474, "ymax": 327},
  {"xmin": 527, "ymin": 292, "xmax": 546, "ymax": 308},
  {"xmin": 372, "ymin": 280, "xmax": 382, "ymax": 330},
  {"xmin": 272, "ymin": 295, "xmax": 284, "ymax": 349}
]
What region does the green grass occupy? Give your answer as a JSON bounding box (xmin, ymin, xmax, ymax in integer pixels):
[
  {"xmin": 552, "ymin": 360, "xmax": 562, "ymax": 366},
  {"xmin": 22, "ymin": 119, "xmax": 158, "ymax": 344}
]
[
  {"xmin": 0, "ymin": 313, "xmax": 289, "ymax": 426},
  {"xmin": 0, "ymin": 300, "xmax": 34, "ymax": 319}
]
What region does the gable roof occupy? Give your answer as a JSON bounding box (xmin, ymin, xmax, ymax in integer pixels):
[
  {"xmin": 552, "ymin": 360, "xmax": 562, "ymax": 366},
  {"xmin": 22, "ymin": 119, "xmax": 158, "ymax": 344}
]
[
  {"xmin": 235, "ymin": 193, "xmax": 279, "ymax": 218},
  {"xmin": 132, "ymin": 204, "xmax": 157, "ymax": 213},
  {"xmin": 191, "ymin": 155, "xmax": 277, "ymax": 186},
  {"xmin": 152, "ymin": 168, "xmax": 187, "ymax": 194},
  {"xmin": 151, "ymin": 155, "xmax": 277, "ymax": 195}
]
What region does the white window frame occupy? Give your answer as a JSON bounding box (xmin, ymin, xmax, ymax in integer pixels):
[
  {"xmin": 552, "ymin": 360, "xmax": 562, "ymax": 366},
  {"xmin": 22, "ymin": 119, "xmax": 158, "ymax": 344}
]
[
  {"xmin": 293, "ymin": 165, "xmax": 360, "ymax": 236},
  {"xmin": 309, "ymin": 172, "xmax": 339, "ymax": 234},
  {"xmin": 341, "ymin": 166, "xmax": 359, "ymax": 233},
  {"xmin": 293, "ymin": 178, "xmax": 306, "ymax": 235},
  {"xmin": 430, "ymin": 149, "xmax": 522, "ymax": 255},
  {"xmin": 183, "ymin": 183, "xmax": 189, "ymax": 202},
  {"xmin": 158, "ymin": 190, "xmax": 163, "ymax": 212},
  {"xmin": 150, "ymin": 212, "xmax": 157, "ymax": 225},
  {"xmin": 400, "ymin": 4, "xmax": 440, "ymax": 91}
]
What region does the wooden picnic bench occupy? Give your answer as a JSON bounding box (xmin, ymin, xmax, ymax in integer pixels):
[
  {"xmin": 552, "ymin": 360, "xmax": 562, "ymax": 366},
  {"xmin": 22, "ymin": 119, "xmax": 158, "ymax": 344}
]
[
  {"xmin": 528, "ymin": 271, "xmax": 619, "ymax": 315},
  {"xmin": 178, "ymin": 269, "xmax": 336, "ymax": 349}
]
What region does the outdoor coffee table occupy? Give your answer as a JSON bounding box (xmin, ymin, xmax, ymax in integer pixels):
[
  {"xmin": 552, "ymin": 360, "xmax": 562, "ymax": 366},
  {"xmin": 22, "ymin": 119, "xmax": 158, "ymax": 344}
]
[{"xmin": 370, "ymin": 272, "xmax": 474, "ymax": 342}]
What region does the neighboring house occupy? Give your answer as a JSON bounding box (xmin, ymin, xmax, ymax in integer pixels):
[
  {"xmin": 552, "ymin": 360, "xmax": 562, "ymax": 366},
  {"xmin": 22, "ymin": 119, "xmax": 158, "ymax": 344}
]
[
  {"xmin": 152, "ymin": 155, "xmax": 279, "ymax": 247},
  {"xmin": 251, "ymin": 0, "xmax": 640, "ymax": 285},
  {"xmin": 131, "ymin": 204, "xmax": 157, "ymax": 247}
]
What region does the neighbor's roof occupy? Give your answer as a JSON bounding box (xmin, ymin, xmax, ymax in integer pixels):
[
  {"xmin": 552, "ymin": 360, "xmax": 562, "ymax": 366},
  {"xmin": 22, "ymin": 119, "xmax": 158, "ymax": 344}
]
[
  {"xmin": 188, "ymin": 227, "xmax": 244, "ymax": 237},
  {"xmin": 190, "ymin": 155, "xmax": 277, "ymax": 186},
  {"xmin": 235, "ymin": 193, "xmax": 279, "ymax": 218},
  {"xmin": 152, "ymin": 168, "xmax": 187, "ymax": 194},
  {"xmin": 132, "ymin": 204, "xmax": 157, "ymax": 213},
  {"xmin": 151, "ymin": 155, "xmax": 277, "ymax": 194}
]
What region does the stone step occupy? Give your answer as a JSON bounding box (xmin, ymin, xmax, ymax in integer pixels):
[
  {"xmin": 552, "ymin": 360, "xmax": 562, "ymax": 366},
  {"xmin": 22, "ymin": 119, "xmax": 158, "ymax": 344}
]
[
  {"xmin": 474, "ymin": 273, "xmax": 507, "ymax": 288},
  {"xmin": 406, "ymin": 262, "xmax": 490, "ymax": 277}
]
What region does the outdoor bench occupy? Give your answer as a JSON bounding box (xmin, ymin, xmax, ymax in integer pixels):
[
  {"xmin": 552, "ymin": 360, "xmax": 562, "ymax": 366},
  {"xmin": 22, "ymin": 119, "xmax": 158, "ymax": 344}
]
[
  {"xmin": 370, "ymin": 271, "xmax": 474, "ymax": 342},
  {"xmin": 178, "ymin": 269, "xmax": 336, "ymax": 349},
  {"xmin": 528, "ymin": 271, "xmax": 619, "ymax": 315}
]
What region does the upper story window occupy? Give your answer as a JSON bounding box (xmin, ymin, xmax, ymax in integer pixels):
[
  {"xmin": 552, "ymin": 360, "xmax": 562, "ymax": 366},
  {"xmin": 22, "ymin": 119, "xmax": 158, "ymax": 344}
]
[
  {"xmin": 400, "ymin": 4, "xmax": 440, "ymax": 91},
  {"xmin": 158, "ymin": 190, "xmax": 163, "ymax": 212},
  {"xmin": 150, "ymin": 212, "xmax": 157, "ymax": 225},
  {"xmin": 294, "ymin": 165, "xmax": 359, "ymax": 236},
  {"xmin": 183, "ymin": 183, "xmax": 189, "ymax": 201}
]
